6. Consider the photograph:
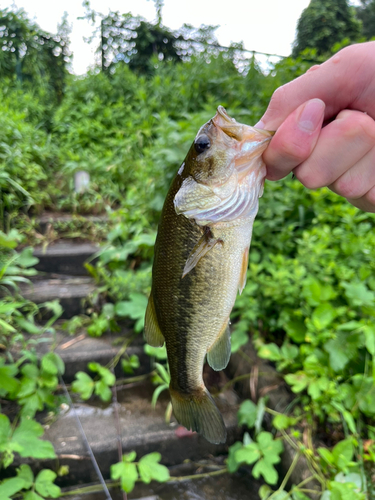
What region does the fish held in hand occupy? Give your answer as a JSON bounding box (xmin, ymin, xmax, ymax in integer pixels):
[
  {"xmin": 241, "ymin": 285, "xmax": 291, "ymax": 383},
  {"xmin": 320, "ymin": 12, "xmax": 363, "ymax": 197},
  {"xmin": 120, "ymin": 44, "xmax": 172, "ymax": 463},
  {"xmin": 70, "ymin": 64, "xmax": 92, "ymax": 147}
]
[{"xmin": 144, "ymin": 106, "xmax": 272, "ymax": 444}]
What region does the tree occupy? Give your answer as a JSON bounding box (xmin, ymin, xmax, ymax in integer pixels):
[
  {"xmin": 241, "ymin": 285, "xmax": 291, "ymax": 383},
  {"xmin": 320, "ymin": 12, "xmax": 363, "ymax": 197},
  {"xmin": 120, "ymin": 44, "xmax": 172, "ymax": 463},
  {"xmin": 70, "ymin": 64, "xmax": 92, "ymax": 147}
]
[
  {"xmin": 356, "ymin": 0, "xmax": 375, "ymax": 39},
  {"xmin": 292, "ymin": 0, "xmax": 361, "ymax": 57},
  {"xmin": 0, "ymin": 8, "xmax": 71, "ymax": 101}
]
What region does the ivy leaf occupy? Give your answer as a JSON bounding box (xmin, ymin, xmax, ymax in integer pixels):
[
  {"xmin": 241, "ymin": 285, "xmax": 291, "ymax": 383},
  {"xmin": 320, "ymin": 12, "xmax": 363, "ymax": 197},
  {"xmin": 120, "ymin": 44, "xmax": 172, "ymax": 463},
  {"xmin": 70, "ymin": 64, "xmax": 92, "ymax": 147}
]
[
  {"xmin": 256, "ymin": 432, "xmax": 283, "ymax": 464},
  {"xmin": 111, "ymin": 461, "xmax": 138, "ymax": 493},
  {"xmin": 285, "ymin": 372, "xmax": 309, "ymax": 393},
  {"xmin": 35, "ymin": 469, "xmax": 61, "ymax": 498},
  {"xmin": 138, "ymin": 452, "xmax": 170, "ymax": 484},
  {"xmin": 72, "ymin": 372, "xmax": 94, "ymax": 400}
]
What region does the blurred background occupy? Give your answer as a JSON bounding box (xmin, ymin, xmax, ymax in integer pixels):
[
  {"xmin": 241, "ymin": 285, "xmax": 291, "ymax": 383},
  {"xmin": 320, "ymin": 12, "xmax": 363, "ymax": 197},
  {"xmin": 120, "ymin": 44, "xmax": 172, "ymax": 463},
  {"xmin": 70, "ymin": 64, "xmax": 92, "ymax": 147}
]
[{"xmin": 1, "ymin": 1, "xmax": 375, "ymax": 499}]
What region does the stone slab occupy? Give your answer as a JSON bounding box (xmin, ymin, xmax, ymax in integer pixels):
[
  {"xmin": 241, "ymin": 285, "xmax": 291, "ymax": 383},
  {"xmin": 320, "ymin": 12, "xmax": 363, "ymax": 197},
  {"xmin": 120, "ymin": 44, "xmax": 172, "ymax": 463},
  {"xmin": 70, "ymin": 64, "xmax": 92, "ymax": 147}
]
[
  {"xmin": 33, "ymin": 240, "xmax": 99, "ymax": 276},
  {"xmin": 31, "ymin": 382, "xmax": 240, "ymax": 486},
  {"xmin": 20, "ymin": 276, "xmax": 96, "ymax": 318}
]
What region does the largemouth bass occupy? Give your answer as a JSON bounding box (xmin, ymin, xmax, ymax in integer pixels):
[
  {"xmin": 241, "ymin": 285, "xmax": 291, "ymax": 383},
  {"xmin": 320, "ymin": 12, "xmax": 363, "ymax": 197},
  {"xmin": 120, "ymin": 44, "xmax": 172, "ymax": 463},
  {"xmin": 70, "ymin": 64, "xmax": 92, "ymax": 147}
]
[{"xmin": 144, "ymin": 106, "xmax": 272, "ymax": 444}]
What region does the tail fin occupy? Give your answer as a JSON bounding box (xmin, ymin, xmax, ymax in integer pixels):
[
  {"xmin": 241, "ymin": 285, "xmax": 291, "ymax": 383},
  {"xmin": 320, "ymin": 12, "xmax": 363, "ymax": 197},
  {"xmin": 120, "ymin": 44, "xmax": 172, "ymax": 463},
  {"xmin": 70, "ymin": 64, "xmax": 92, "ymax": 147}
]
[{"xmin": 169, "ymin": 386, "xmax": 227, "ymax": 444}]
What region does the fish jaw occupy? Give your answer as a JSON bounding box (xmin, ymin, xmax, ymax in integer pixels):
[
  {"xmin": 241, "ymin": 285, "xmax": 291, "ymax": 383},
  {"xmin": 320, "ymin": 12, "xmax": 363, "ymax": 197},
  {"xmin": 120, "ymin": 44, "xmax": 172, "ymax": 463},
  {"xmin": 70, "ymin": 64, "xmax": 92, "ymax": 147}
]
[{"xmin": 174, "ymin": 112, "xmax": 271, "ymax": 227}]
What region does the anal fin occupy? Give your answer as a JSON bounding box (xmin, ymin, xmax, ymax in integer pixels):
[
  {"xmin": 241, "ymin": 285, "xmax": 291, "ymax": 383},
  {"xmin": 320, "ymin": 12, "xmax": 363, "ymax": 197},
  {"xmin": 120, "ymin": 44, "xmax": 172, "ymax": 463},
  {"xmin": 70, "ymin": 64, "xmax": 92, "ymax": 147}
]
[
  {"xmin": 238, "ymin": 247, "xmax": 249, "ymax": 294},
  {"xmin": 144, "ymin": 293, "xmax": 165, "ymax": 347},
  {"xmin": 182, "ymin": 230, "xmax": 220, "ymax": 278},
  {"xmin": 207, "ymin": 322, "xmax": 231, "ymax": 371}
]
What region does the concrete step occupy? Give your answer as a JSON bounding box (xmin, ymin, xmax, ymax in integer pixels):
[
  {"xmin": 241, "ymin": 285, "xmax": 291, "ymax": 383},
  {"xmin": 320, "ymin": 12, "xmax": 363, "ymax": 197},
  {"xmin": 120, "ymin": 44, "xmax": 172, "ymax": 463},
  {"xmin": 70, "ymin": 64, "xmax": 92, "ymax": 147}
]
[
  {"xmin": 34, "ymin": 382, "xmax": 241, "ymax": 486},
  {"xmin": 32, "ymin": 326, "xmax": 149, "ymax": 382},
  {"xmin": 33, "ymin": 240, "xmax": 100, "ymax": 276},
  {"xmin": 20, "ymin": 275, "xmax": 96, "ymax": 318},
  {"xmin": 60, "ymin": 460, "xmax": 263, "ymax": 500}
]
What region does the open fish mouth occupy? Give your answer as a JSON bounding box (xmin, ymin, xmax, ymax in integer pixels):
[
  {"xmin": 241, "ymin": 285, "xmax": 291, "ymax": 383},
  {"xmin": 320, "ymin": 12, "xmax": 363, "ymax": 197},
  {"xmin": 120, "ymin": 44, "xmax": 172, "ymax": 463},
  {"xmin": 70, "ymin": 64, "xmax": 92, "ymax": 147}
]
[{"xmin": 213, "ymin": 106, "xmax": 273, "ymax": 177}]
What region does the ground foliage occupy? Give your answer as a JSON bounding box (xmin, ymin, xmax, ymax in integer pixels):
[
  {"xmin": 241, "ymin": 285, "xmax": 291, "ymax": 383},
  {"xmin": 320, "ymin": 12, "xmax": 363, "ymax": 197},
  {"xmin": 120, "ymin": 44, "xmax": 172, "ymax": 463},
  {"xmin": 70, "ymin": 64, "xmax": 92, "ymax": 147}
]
[{"xmin": 1, "ymin": 5, "xmax": 375, "ymax": 499}]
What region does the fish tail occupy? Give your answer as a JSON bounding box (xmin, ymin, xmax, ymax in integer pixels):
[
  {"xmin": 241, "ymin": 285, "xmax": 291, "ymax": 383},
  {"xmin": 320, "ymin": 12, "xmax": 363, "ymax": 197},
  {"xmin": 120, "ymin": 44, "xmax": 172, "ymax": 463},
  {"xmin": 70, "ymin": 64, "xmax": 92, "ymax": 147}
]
[{"xmin": 169, "ymin": 386, "xmax": 227, "ymax": 444}]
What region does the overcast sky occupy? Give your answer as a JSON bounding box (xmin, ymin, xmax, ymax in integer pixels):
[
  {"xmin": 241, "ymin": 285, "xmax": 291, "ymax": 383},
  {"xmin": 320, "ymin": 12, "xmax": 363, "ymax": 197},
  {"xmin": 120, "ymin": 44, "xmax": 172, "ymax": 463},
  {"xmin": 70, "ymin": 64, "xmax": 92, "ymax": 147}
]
[{"xmin": 3, "ymin": 0, "xmax": 359, "ymax": 74}]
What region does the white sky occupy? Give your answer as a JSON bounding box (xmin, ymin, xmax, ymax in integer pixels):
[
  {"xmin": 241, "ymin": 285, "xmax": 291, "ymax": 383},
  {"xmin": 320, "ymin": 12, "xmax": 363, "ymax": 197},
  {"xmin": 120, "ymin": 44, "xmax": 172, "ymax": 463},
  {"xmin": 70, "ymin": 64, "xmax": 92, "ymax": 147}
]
[{"xmin": 2, "ymin": 0, "xmax": 355, "ymax": 74}]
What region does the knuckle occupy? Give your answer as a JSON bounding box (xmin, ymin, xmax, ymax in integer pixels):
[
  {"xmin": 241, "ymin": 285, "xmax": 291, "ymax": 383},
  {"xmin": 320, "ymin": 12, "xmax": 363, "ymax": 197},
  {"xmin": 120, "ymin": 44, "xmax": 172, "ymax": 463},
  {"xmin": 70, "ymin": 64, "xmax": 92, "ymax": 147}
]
[
  {"xmin": 337, "ymin": 111, "xmax": 375, "ymax": 145},
  {"xmin": 333, "ymin": 172, "xmax": 362, "ymax": 199},
  {"xmin": 295, "ymin": 161, "xmax": 325, "ymax": 190}
]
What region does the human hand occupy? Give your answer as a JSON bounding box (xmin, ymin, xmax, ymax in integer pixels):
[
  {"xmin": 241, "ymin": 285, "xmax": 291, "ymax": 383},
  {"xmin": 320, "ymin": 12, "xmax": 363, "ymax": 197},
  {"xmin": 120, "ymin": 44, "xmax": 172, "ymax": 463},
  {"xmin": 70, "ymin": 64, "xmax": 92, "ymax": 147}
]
[{"xmin": 256, "ymin": 42, "xmax": 375, "ymax": 212}]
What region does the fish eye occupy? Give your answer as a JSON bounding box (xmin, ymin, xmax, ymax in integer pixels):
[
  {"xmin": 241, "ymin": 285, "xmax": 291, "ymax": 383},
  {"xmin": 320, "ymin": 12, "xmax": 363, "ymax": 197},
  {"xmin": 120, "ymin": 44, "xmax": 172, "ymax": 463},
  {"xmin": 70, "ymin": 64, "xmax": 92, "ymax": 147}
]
[{"xmin": 194, "ymin": 134, "xmax": 211, "ymax": 154}]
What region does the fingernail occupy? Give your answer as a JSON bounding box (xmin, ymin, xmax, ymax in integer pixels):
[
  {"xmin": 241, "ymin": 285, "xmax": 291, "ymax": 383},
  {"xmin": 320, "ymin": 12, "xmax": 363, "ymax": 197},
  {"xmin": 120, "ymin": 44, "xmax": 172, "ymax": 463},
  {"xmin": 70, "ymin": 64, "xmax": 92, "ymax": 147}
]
[
  {"xmin": 254, "ymin": 120, "xmax": 265, "ymax": 129},
  {"xmin": 298, "ymin": 98, "xmax": 325, "ymax": 133}
]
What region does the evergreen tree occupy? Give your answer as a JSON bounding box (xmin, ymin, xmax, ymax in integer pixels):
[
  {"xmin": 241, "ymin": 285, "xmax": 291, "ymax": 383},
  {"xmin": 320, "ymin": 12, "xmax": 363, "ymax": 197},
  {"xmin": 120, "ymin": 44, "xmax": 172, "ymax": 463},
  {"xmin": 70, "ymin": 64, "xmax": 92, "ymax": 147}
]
[
  {"xmin": 292, "ymin": 0, "xmax": 361, "ymax": 57},
  {"xmin": 356, "ymin": 0, "xmax": 375, "ymax": 39}
]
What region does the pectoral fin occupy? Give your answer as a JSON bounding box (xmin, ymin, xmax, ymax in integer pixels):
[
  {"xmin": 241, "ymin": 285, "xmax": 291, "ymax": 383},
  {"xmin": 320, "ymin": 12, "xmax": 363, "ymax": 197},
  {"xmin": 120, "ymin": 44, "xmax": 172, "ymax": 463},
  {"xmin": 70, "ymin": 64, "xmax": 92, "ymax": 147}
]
[
  {"xmin": 182, "ymin": 231, "xmax": 220, "ymax": 278},
  {"xmin": 207, "ymin": 321, "xmax": 231, "ymax": 371},
  {"xmin": 238, "ymin": 247, "xmax": 249, "ymax": 294},
  {"xmin": 144, "ymin": 294, "xmax": 165, "ymax": 347}
]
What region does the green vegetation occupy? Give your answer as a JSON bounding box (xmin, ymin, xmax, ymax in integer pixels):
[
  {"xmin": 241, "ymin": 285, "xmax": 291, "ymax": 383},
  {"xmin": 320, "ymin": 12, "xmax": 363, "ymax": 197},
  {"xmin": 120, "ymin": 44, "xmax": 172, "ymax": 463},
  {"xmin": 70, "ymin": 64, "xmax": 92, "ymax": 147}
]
[{"xmin": 1, "ymin": 3, "xmax": 375, "ymax": 499}]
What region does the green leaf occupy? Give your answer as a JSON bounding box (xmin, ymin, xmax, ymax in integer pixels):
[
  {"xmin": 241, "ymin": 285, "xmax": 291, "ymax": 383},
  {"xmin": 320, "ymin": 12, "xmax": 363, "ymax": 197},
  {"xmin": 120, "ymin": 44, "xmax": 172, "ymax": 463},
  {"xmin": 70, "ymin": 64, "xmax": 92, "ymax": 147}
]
[
  {"xmin": 311, "ymin": 303, "xmax": 337, "ymax": 330},
  {"xmin": 285, "ymin": 319, "xmax": 306, "ymax": 343},
  {"xmin": 41, "ymin": 352, "xmax": 65, "ymax": 375},
  {"xmin": 88, "ymin": 362, "xmax": 115, "ymax": 386},
  {"xmin": 95, "ymin": 380, "xmax": 112, "ymax": 401},
  {"xmin": 111, "ymin": 461, "xmax": 138, "ymax": 493},
  {"xmin": 0, "ymin": 364, "xmax": 19, "ymax": 395},
  {"xmin": 237, "ymin": 400, "xmax": 258, "ymax": 428},
  {"xmin": 231, "ymin": 328, "xmax": 249, "ymax": 352},
  {"xmin": 123, "ymin": 451, "xmax": 137, "ymax": 462},
  {"xmin": 273, "ymin": 414, "xmax": 297, "ymax": 430},
  {"xmin": 285, "ymin": 372, "xmax": 309, "ymax": 393},
  {"xmin": 259, "ymin": 484, "xmax": 273, "ymax": 500},
  {"xmin": 234, "ymin": 443, "xmax": 260, "ymax": 465},
  {"xmin": 23, "ymin": 492, "xmax": 44, "ymax": 500},
  {"xmin": 318, "ymin": 447, "xmax": 335, "ymax": 465},
  {"xmin": 122, "ymin": 354, "xmax": 140, "ymax": 374},
  {"xmin": 256, "ymin": 432, "xmax": 283, "ymax": 463},
  {"xmin": 342, "ymin": 282, "xmax": 375, "ymax": 307},
  {"xmin": 252, "ymin": 458, "xmax": 278, "ymax": 485},
  {"xmin": 35, "ymin": 469, "xmax": 61, "ymax": 498},
  {"xmin": 226, "ymin": 441, "xmax": 242, "ymax": 473},
  {"xmin": 16, "ymin": 248, "xmax": 39, "ymax": 268},
  {"xmin": 144, "ymin": 344, "xmax": 167, "ymax": 360},
  {"xmin": 364, "ymin": 325, "xmax": 375, "ymax": 355},
  {"xmin": 11, "ymin": 418, "xmax": 56, "ymax": 459},
  {"xmin": 0, "ymin": 477, "xmax": 25, "ymax": 500},
  {"xmin": 258, "ymin": 343, "xmax": 281, "ymax": 361},
  {"xmin": 0, "ymin": 414, "xmax": 12, "ymax": 448},
  {"xmin": 17, "ymin": 464, "xmax": 34, "ymax": 489},
  {"xmin": 332, "ymin": 439, "xmax": 353, "ymax": 471},
  {"xmin": 324, "ymin": 338, "xmax": 350, "ymax": 372},
  {"xmin": 72, "ymin": 372, "xmax": 94, "ymax": 400},
  {"xmin": 138, "ymin": 452, "xmax": 170, "ymax": 483}
]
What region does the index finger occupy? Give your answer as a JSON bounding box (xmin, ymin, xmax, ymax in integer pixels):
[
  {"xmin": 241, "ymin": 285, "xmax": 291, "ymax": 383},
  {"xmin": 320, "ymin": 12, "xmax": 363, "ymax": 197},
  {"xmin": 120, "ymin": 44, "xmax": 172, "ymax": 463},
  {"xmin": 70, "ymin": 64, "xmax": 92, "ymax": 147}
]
[{"xmin": 257, "ymin": 42, "xmax": 375, "ymax": 131}]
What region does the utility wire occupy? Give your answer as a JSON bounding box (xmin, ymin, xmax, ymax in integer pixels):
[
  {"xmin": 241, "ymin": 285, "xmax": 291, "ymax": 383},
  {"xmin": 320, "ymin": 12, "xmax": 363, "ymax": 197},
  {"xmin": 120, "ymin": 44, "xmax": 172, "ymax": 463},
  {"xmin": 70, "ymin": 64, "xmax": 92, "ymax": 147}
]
[{"xmin": 59, "ymin": 376, "xmax": 113, "ymax": 500}]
